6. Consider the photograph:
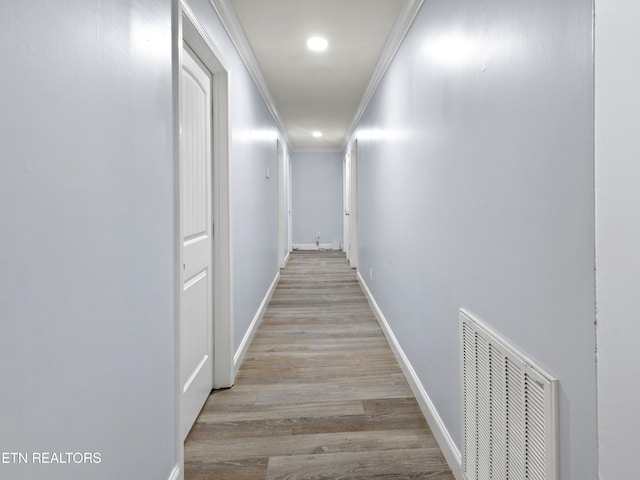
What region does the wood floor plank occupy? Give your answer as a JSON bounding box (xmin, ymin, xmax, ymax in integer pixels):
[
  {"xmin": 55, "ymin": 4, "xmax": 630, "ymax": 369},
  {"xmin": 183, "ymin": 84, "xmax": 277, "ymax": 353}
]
[
  {"xmin": 265, "ymin": 449, "xmax": 454, "ymax": 480},
  {"xmin": 186, "ymin": 457, "xmax": 268, "ymax": 480},
  {"xmin": 196, "ymin": 400, "xmax": 365, "ymax": 423},
  {"xmin": 184, "ymin": 251, "xmax": 454, "ymax": 480},
  {"xmin": 289, "ymin": 412, "xmax": 432, "ymax": 437},
  {"xmin": 253, "ymin": 378, "xmax": 413, "ymax": 405},
  {"xmin": 236, "ymin": 366, "xmax": 405, "ymax": 385},
  {"xmin": 188, "ymin": 430, "xmax": 431, "ymax": 462}
]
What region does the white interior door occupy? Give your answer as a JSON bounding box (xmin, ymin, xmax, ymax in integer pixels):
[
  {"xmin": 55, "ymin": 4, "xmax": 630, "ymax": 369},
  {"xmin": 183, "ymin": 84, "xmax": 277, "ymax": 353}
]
[
  {"xmin": 349, "ymin": 143, "xmax": 358, "ymax": 269},
  {"xmin": 180, "ymin": 44, "xmax": 213, "ymax": 441},
  {"xmin": 277, "ymin": 141, "xmax": 286, "ymax": 267},
  {"xmin": 287, "ymin": 154, "xmax": 293, "ymax": 253},
  {"xmin": 343, "ymin": 153, "xmax": 351, "ymax": 260}
]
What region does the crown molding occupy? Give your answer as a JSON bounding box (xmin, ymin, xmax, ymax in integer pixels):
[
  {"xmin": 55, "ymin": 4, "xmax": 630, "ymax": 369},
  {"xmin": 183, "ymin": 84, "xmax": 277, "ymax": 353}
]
[
  {"xmin": 208, "ymin": 0, "xmax": 292, "ymax": 148},
  {"xmin": 342, "ymin": 0, "xmax": 425, "ymax": 151}
]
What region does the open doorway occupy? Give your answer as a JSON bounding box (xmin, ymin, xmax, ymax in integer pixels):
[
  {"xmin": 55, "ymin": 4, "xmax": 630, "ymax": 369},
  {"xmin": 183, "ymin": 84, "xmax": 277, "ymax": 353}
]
[
  {"xmin": 343, "ymin": 152, "xmax": 351, "ymax": 260},
  {"xmin": 343, "ymin": 141, "xmax": 358, "ymax": 268},
  {"xmin": 277, "ymin": 140, "xmax": 291, "ymax": 267}
]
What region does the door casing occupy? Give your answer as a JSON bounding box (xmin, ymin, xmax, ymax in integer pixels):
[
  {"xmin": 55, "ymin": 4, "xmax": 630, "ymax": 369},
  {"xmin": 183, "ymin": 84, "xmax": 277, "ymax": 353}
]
[
  {"xmin": 343, "ymin": 152, "xmax": 351, "ymax": 260},
  {"xmin": 277, "ymin": 140, "xmax": 289, "ymax": 267},
  {"xmin": 287, "ymin": 154, "xmax": 293, "ymax": 254},
  {"xmin": 349, "ymin": 141, "xmax": 358, "ymax": 269}
]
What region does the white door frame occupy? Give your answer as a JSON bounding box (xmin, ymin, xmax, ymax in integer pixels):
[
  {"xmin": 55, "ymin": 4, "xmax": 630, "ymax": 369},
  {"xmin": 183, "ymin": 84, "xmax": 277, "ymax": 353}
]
[
  {"xmin": 343, "ymin": 152, "xmax": 351, "ymax": 260},
  {"xmin": 174, "ymin": 1, "xmax": 234, "ymax": 476},
  {"xmin": 277, "ymin": 140, "xmax": 288, "ymax": 267},
  {"xmin": 349, "ymin": 141, "xmax": 358, "ymax": 269},
  {"xmin": 287, "ymin": 154, "xmax": 293, "ymax": 254}
]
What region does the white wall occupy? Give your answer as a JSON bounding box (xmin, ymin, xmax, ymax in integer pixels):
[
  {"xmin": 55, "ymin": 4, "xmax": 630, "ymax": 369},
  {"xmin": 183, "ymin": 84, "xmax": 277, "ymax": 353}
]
[
  {"xmin": 185, "ymin": 0, "xmax": 287, "ymax": 353},
  {"xmin": 0, "ymin": 1, "xmax": 177, "ymax": 479},
  {"xmin": 350, "ymin": 0, "xmax": 596, "ymax": 478},
  {"xmin": 595, "ymin": 0, "xmax": 640, "ymax": 478},
  {"xmin": 0, "ymin": 0, "xmax": 287, "ymax": 478},
  {"xmin": 291, "ymin": 152, "xmax": 343, "ymax": 247}
]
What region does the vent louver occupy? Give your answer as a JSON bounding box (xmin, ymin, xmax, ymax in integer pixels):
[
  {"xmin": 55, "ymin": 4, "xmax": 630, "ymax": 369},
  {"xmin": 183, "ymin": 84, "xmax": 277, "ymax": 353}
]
[{"xmin": 461, "ymin": 310, "xmax": 558, "ymax": 480}]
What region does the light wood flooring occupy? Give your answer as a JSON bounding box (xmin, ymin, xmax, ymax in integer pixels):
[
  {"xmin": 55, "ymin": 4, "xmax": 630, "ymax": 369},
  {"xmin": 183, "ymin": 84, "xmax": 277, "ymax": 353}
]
[{"xmin": 184, "ymin": 250, "xmax": 454, "ymax": 480}]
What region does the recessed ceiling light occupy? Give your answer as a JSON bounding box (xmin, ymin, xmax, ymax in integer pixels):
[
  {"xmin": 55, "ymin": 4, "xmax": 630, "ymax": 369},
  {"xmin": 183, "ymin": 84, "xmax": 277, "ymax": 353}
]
[
  {"xmin": 312, "ymin": 131, "xmax": 323, "ymax": 138},
  {"xmin": 307, "ymin": 36, "xmax": 328, "ymax": 52}
]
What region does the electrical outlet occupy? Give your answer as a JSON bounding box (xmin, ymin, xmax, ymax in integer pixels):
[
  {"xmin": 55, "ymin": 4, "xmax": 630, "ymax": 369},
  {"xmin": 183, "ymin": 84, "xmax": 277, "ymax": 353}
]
[{"xmin": 369, "ymin": 268, "xmax": 373, "ymax": 280}]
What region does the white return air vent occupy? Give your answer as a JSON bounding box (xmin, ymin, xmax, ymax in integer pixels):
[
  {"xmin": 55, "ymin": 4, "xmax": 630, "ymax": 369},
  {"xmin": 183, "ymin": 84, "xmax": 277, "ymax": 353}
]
[{"xmin": 461, "ymin": 310, "xmax": 558, "ymax": 480}]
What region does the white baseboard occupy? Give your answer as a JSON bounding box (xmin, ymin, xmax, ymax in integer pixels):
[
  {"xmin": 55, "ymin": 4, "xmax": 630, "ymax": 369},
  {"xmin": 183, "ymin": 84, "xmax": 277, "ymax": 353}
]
[
  {"xmin": 292, "ymin": 243, "xmax": 340, "ymax": 251},
  {"xmin": 168, "ymin": 464, "xmax": 181, "ymax": 480},
  {"xmin": 282, "ymin": 250, "xmax": 291, "ymax": 267},
  {"xmin": 234, "ymin": 271, "xmax": 280, "ymax": 373},
  {"xmin": 357, "ymin": 272, "xmax": 464, "ymax": 480}
]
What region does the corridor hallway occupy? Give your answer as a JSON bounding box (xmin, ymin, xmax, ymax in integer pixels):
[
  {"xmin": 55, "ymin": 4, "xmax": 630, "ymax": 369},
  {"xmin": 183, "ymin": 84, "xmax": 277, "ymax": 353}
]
[{"xmin": 184, "ymin": 251, "xmax": 454, "ymax": 479}]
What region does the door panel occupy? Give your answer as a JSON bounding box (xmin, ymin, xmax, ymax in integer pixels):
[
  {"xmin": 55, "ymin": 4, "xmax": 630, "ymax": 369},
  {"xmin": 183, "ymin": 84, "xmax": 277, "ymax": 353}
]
[{"xmin": 180, "ymin": 44, "xmax": 213, "ymax": 441}]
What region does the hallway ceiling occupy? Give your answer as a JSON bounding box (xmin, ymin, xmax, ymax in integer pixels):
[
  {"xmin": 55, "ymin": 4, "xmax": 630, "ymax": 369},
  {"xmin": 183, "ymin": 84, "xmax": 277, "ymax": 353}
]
[{"xmin": 224, "ymin": 0, "xmax": 417, "ymax": 151}]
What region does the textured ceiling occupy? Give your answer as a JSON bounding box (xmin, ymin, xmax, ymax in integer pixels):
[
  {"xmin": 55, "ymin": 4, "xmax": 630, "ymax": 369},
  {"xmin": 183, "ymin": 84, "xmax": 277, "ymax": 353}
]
[{"xmin": 229, "ymin": 0, "xmax": 406, "ymax": 150}]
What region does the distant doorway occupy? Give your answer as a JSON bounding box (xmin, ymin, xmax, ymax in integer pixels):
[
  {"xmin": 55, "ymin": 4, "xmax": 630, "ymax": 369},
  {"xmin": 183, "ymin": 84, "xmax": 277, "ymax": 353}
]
[
  {"xmin": 343, "ymin": 141, "xmax": 358, "ymax": 268},
  {"xmin": 277, "ymin": 140, "xmax": 291, "ymax": 267}
]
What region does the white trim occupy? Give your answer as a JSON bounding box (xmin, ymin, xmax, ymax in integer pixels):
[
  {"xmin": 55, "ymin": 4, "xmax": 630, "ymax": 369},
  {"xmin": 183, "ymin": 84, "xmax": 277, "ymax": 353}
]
[
  {"xmin": 282, "ymin": 250, "xmax": 290, "ymax": 267},
  {"xmin": 357, "ymin": 272, "xmax": 464, "ymax": 480},
  {"xmin": 171, "ymin": 0, "xmax": 183, "ymax": 474},
  {"xmin": 287, "ymin": 154, "xmax": 293, "ymax": 253},
  {"xmin": 277, "ymin": 140, "xmax": 287, "ymax": 268},
  {"xmin": 212, "ymin": 65, "xmax": 234, "ymax": 389},
  {"xmin": 182, "ymin": 2, "xmax": 230, "ymax": 70},
  {"xmin": 292, "ymin": 243, "xmax": 339, "ymax": 251},
  {"xmin": 343, "ymin": 0, "xmax": 425, "ymax": 150},
  {"xmin": 348, "ymin": 142, "xmax": 358, "ymax": 269},
  {"xmin": 234, "ymin": 271, "xmax": 280, "ymax": 373},
  {"xmin": 168, "ymin": 464, "xmax": 182, "ymax": 480},
  {"xmin": 208, "ymin": 0, "xmax": 291, "ymax": 147},
  {"xmin": 343, "ymin": 153, "xmax": 350, "ymax": 262}
]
